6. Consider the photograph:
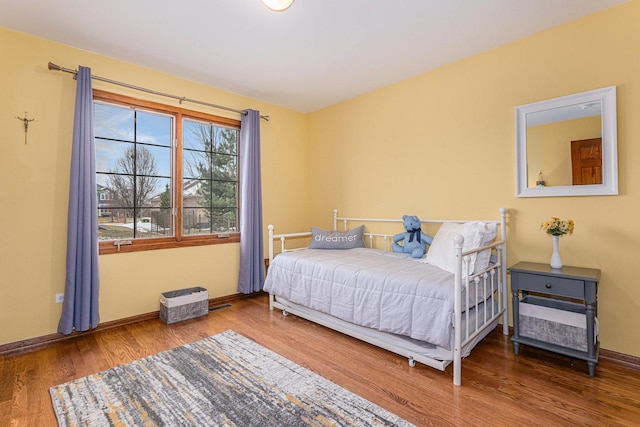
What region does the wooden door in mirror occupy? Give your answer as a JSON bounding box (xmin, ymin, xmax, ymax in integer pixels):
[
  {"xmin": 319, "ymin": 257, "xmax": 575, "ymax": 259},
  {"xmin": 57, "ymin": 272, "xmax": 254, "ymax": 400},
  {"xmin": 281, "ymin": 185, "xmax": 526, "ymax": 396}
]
[{"xmin": 571, "ymin": 138, "xmax": 602, "ymax": 185}]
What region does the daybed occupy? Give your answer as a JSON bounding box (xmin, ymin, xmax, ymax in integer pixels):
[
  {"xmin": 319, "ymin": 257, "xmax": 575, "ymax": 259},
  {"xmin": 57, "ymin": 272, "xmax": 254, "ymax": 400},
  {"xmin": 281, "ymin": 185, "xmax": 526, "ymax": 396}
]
[{"xmin": 263, "ymin": 209, "xmax": 508, "ymax": 386}]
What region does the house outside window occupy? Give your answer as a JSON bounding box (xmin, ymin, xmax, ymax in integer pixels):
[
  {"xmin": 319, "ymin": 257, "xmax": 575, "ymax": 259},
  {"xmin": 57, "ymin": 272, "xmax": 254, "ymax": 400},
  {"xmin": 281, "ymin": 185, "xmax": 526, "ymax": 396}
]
[{"xmin": 93, "ymin": 90, "xmax": 240, "ymax": 254}]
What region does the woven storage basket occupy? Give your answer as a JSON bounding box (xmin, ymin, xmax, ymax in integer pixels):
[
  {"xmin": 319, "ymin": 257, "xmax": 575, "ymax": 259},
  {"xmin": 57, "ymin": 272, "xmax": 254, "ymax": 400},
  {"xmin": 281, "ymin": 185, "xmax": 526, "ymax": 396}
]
[
  {"xmin": 160, "ymin": 287, "xmax": 208, "ymax": 324},
  {"xmin": 519, "ymin": 296, "xmax": 597, "ymax": 352}
]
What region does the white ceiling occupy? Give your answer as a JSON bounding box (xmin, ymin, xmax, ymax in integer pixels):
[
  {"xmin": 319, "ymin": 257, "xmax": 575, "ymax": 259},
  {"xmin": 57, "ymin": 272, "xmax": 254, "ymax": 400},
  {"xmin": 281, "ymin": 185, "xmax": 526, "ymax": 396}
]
[{"xmin": 0, "ymin": 0, "xmax": 628, "ymax": 113}]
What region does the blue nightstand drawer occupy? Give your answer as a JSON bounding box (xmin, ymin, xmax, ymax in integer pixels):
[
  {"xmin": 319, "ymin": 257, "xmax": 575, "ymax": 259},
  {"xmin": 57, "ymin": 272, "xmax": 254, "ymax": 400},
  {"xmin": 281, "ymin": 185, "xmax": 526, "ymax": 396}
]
[{"xmin": 517, "ymin": 273, "xmax": 584, "ymax": 299}]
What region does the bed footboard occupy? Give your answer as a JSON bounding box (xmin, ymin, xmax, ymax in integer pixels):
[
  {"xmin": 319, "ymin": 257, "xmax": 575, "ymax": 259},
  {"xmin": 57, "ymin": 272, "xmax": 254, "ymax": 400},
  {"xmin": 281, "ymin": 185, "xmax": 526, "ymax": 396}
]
[{"xmin": 452, "ymin": 208, "xmax": 507, "ymax": 385}]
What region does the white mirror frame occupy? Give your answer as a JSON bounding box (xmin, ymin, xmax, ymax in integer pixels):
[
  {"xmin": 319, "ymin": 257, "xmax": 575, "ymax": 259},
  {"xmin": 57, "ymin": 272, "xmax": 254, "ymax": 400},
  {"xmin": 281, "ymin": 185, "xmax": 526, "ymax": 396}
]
[{"xmin": 516, "ymin": 86, "xmax": 618, "ymax": 197}]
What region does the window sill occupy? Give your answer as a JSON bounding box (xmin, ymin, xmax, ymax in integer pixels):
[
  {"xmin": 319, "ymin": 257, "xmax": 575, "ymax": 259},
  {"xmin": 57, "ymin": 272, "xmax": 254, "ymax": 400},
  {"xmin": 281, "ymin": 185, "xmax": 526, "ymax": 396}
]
[{"xmin": 99, "ymin": 234, "xmax": 240, "ymax": 255}]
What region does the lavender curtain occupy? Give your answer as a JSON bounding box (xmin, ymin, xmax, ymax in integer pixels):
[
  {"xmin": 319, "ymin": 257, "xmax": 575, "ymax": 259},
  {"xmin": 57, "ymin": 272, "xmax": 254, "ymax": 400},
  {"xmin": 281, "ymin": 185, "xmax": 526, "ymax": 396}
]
[
  {"xmin": 58, "ymin": 66, "xmax": 100, "ymax": 334},
  {"xmin": 237, "ymin": 109, "xmax": 265, "ymax": 293}
]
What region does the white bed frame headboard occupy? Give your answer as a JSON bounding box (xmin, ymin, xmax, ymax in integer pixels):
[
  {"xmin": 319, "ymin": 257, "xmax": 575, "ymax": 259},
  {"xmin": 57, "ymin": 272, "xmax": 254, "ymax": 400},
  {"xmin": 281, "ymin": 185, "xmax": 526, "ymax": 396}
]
[{"xmin": 332, "ymin": 208, "xmax": 507, "ymax": 253}]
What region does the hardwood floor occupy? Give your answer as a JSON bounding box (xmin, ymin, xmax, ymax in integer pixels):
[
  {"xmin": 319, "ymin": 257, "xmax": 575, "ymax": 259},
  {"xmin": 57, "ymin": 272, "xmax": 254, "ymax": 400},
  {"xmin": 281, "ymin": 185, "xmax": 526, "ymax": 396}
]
[{"xmin": 2, "ymin": 293, "xmax": 639, "ymax": 426}]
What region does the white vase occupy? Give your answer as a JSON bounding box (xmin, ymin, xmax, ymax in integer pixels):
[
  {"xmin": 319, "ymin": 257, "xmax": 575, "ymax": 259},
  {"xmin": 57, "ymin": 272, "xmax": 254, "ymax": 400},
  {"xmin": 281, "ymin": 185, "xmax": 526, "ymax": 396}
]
[{"xmin": 550, "ymin": 235, "xmax": 562, "ymax": 269}]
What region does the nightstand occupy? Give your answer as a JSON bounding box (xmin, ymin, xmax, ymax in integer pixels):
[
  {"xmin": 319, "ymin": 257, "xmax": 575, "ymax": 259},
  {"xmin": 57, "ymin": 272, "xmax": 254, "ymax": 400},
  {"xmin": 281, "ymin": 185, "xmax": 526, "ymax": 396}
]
[{"xmin": 509, "ymin": 261, "xmax": 601, "ymax": 376}]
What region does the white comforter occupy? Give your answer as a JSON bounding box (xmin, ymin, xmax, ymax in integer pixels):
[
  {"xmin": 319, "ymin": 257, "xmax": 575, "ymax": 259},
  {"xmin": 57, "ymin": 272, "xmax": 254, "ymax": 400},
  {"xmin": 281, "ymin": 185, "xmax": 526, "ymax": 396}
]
[{"xmin": 264, "ymin": 248, "xmax": 470, "ymax": 350}]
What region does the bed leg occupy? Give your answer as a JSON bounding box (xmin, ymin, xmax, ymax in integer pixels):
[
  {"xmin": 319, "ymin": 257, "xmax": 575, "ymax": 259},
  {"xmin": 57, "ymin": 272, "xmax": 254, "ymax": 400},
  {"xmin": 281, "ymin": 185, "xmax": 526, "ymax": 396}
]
[{"xmin": 408, "ymin": 356, "xmax": 415, "ymax": 367}]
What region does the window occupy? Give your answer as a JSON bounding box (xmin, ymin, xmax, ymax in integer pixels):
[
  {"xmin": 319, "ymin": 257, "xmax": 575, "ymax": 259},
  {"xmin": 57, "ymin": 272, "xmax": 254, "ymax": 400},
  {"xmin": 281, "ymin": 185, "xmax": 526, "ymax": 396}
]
[{"xmin": 93, "ymin": 90, "xmax": 241, "ymax": 254}]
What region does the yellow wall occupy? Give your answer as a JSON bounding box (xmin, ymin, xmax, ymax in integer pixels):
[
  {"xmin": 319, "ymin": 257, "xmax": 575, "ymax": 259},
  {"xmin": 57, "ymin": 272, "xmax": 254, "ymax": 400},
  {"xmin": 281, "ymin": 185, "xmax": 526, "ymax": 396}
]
[
  {"xmin": 2, "ymin": 0, "xmax": 640, "ymax": 359},
  {"xmin": 309, "ymin": 1, "xmax": 640, "ymax": 357},
  {"xmin": 0, "ymin": 27, "xmax": 310, "ymax": 344}
]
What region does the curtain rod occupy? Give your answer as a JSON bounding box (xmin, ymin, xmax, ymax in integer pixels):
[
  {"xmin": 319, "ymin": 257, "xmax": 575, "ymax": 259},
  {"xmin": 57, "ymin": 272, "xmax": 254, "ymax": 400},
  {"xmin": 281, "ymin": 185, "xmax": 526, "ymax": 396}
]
[{"xmin": 47, "ymin": 62, "xmax": 269, "ymax": 121}]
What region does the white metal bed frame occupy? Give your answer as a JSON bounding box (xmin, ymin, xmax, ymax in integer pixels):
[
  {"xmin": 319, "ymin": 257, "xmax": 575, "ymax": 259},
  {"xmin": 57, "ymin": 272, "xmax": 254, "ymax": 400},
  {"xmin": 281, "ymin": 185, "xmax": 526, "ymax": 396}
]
[{"xmin": 267, "ymin": 208, "xmax": 508, "ymax": 386}]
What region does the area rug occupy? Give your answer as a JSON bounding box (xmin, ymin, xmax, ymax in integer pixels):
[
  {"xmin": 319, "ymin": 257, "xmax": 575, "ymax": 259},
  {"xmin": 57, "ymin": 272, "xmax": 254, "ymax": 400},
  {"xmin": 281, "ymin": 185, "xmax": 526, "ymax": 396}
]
[{"xmin": 50, "ymin": 330, "xmax": 414, "ymax": 426}]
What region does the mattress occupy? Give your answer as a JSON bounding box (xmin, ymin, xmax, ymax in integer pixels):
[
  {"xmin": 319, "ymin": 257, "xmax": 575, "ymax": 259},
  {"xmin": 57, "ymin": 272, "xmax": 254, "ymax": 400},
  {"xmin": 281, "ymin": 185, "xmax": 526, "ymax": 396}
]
[{"xmin": 264, "ymin": 248, "xmax": 498, "ymax": 350}]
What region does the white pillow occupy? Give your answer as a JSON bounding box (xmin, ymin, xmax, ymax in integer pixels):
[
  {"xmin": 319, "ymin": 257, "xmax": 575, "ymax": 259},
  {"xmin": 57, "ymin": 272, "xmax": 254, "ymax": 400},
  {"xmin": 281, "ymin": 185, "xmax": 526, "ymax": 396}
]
[
  {"xmin": 422, "ymin": 221, "xmax": 495, "ymax": 274},
  {"xmin": 473, "ymin": 222, "xmax": 498, "ymax": 274}
]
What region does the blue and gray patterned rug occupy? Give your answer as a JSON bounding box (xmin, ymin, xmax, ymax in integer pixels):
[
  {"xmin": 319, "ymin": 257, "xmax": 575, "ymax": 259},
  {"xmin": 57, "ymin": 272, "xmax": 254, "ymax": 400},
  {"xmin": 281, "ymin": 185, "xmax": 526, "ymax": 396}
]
[{"xmin": 50, "ymin": 330, "xmax": 414, "ymax": 426}]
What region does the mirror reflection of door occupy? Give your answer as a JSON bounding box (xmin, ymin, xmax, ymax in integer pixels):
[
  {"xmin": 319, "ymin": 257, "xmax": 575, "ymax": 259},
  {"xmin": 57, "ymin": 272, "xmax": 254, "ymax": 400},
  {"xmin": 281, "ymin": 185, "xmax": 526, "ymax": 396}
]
[
  {"xmin": 526, "ymin": 112, "xmax": 602, "ymax": 188},
  {"xmin": 571, "ymin": 138, "xmax": 602, "ymax": 185}
]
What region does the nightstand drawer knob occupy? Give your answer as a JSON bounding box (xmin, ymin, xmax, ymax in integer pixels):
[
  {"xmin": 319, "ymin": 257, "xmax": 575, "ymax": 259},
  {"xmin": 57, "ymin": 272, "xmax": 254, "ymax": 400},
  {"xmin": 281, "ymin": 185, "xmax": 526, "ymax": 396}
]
[{"xmin": 545, "ymin": 283, "xmax": 552, "ymax": 289}]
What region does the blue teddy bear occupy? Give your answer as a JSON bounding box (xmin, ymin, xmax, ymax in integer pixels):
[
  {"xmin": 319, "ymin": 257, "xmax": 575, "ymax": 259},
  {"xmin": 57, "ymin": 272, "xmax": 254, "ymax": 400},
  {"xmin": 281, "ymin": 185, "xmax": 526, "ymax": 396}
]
[{"xmin": 392, "ymin": 215, "xmax": 433, "ymax": 258}]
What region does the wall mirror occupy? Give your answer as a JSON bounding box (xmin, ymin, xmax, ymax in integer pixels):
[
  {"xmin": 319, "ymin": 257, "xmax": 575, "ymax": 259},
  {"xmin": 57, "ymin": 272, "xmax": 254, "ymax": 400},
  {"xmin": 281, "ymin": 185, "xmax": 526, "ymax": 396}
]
[{"xmin": 516, "ymin": 86, "xmax": 618, "ymax": 197}]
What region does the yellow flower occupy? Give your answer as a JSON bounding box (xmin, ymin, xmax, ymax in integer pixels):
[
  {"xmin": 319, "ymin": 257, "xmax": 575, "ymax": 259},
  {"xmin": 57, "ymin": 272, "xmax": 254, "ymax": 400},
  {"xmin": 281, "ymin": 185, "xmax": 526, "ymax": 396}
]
[{"xmin": 541, "ymin": 217, "xmax": 575, "ymax": 236}]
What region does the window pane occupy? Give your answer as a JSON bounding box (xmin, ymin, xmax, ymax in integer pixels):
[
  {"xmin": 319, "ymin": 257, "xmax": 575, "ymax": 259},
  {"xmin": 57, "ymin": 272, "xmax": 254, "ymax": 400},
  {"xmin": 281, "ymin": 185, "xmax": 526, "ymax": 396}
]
[
  {"xmin": 105, "ymin": 172, "xmax": 135, "ymax": 212},
  {"xmin": 95, "ymin": 139, "xmax": 134, "ymax": 174},
  {"xmin": 183, "ymin": 120, "xmax": 207, "ymax": 151},
  {"xmin": 132, "ymin": 211, "xmax": 170, "ymax": 238},
  {"xmin": 182, "ymin": 207, "xmax": 237, "ymax": 235},
  {"xmin": 210, "ymin": 207, "xmax": 237, "ymax": 232},
  {"xmin": 183, "ymin": 178, "xmax": 205, "ymax": 209},
  {"xmin": 182, "ymin": 207, "xmax": 209, "ymax": 235},
  {"xmin": 182, "ymin": 148, "xmax": 207, "ymax": 180},
  {"xmin": 136, "ymin": 111, "xmax": 172, "ymax": 147},
  {"xmin": 98, "ymin": 214, "xmax": 134, "ymax": 241},
  {"xmin": 210, "ymin": 181, "xmax": 237, "ymax": 208},
  {"xmin": 213, "ymin": 127, "xmax": 238, "ymax": 155},
  {"xmin": 212, "ymin": 153, "xmax": 237, "ymax": 181},
  {"xmin": 95, "ymin": 103, "xmax": 134, "ymax": 141},
  {"xmin": 138, "ymin": 144, "xmax": 171, "ymax": 178}
]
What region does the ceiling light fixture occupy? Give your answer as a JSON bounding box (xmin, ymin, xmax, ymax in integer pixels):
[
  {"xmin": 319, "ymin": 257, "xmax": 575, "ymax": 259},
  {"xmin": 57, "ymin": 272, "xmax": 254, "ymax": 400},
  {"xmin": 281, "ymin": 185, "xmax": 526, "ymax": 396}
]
[{"xmin": 262, "ymin": 0, "xmax": 294, "ymax": 12}]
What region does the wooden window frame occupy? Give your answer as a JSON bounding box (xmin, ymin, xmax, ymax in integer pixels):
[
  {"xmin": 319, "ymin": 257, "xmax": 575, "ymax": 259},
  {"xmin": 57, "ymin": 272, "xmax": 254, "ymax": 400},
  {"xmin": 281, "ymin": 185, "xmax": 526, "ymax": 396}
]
[{"xmin": 94, "ymin": 90, "xmax": 241, "ymax": 255}]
